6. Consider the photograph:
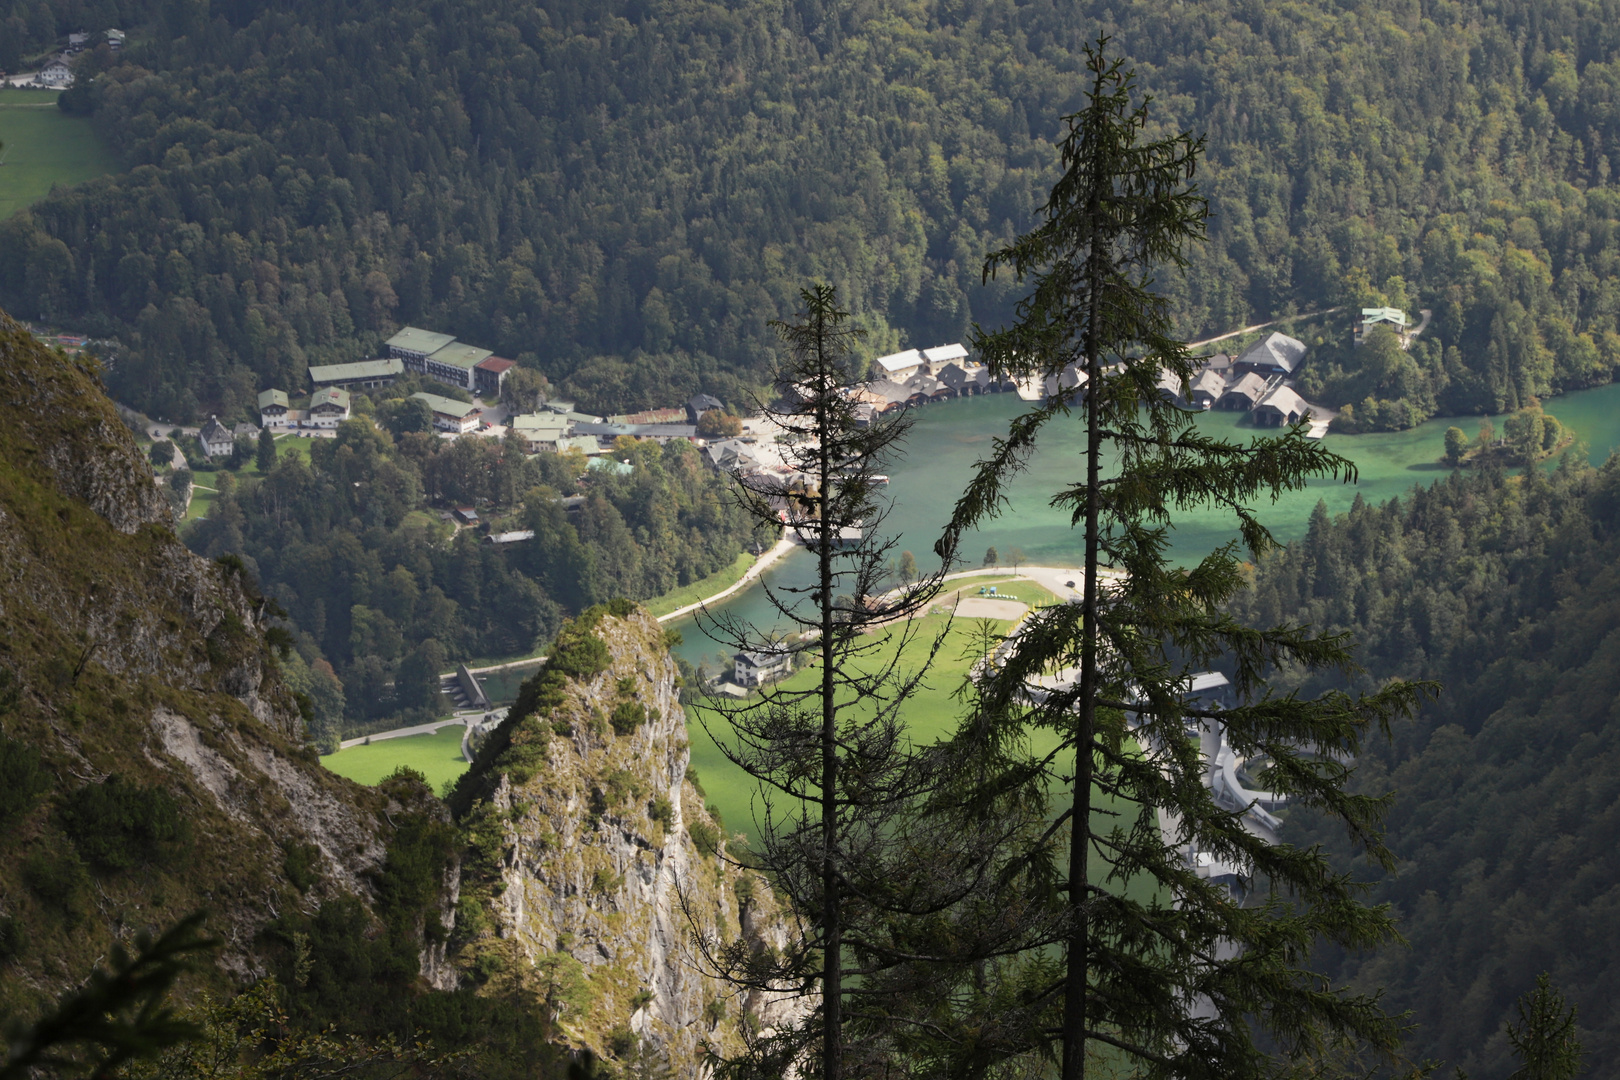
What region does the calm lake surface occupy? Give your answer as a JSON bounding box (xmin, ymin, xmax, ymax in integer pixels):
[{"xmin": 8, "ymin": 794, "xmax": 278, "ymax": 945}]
[
  {"xmin": 672, "ymin": 381, "xmax": 1620, "ymax": 667},
  {"xmin": 670, "ymin": 379, "xmax": 1620, "ymax": 836}
]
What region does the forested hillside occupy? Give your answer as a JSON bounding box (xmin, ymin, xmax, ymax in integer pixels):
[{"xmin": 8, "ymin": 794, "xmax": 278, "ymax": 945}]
[
  {"xmin": 184, "ymin": 416, "xmax": 760, "ymax": 746},
  {"xmin": 5, "ymin": 0, "xmax": 1620, "ymax": 423},
  {"xmin": 1237, "ymin": 458, "xmax": 1620, "ymax": 1077}
]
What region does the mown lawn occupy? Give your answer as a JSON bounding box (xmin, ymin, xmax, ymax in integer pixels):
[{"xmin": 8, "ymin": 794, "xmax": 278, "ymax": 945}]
[
  {"xmin": 645, "ymin": 552, "xmax": 755, "ymax": 617},
  {"xmin": 322, "ymin": 726, "xmax": 469, "ymax": 793},
  {"xmin": 689, "ymin": 601, "xmax": 1039, "ymax": 846},
  {"xmin": 0, "ymin": 94, "xmax": 119, "ymax": 219}
]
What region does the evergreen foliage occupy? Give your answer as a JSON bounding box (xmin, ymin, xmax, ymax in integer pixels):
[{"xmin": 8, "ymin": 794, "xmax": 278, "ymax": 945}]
[
  {"xmin": 183, "ymin": 415, "xmax": 757, "ymax": 733},
  {"xmin": 5, "ymin": 0, "xmax": 1620, "ymax": 423},
  {"xmin": 936, "ymin": 45, "xmax": 1425, "ymax": 1078},
  {"xmin": 1236, "ymin": 457, "xmax": 1620, "ymax": 1077}
]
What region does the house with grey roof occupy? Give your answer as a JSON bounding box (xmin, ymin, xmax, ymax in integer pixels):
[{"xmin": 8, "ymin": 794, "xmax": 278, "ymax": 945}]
[
  {"xmin": 1232, "ymin": 332, "xmax": 1307, "ymax": 378},
  {"xmin": 1217, "ymin": 372, "xmax": 1271, "ymax": 411},
  {"xmin": 198, "ymin": 417, "xmax": 234, "ymax": 458},
  {"xmin": 410, "ymin": 392, "xmax": 482, "ymax": 434},
  {"xmin": 1189, "ymin": 369, "xmax": 1228, "ymax": 409},
  {"xmin": 1254, "ymin": 386, "xmax": 1311, "ymax": 426},
  {"xmin": 734, "ymin": 647, "xmax": 793, "ymax": 688}
]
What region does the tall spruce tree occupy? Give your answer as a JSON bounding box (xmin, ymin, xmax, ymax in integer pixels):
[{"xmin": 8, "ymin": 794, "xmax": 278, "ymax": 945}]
[
  {"xmin": 936, "ymin": 43, "xmax": 1426, "ymax": 1080},
  {"xmin": 695, "ymin": 286, "xmax": 1045, "ymax": 1080}
]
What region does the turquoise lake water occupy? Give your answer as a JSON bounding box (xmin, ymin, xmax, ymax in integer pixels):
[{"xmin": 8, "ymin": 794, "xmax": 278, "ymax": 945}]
[
  {"xmin": 671, "ymin": 381, "xmax": 1620, "ymax": 667},
  {"xmin": 676, "ymin": 381, "xmax": 1620, "ymax": 838}
]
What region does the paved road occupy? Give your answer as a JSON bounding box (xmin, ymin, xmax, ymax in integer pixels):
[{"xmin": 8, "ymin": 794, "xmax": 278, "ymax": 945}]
[
  {"xmin": 656, "ymin": 532, "xmax": 798, "ymax": 624},
  {"xmin": 338, "ymin": 715, "xmax": 474, "ymax": 750}
]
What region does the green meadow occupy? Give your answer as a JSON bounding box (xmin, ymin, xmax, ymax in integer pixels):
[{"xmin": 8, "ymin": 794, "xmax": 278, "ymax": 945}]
[
  {"xmin": 690, "ymin": 581, "xmax": 1065, "ymax": 846},
  {"xmin": 322, "ymin": 726, "xmax": 469, "ymax": 792},
  {"xmin": 0, "ymin": 92, "xmax": 119, "ymax": 219}
]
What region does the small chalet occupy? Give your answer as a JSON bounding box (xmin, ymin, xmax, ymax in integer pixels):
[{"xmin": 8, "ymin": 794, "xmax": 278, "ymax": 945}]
[
  {"xmin": 411, "ymin": 392, "xmax": 482, "ymax": 434},
  {"xmin": 105, "ymin": 29, "xmax": 125, "ymax": 49},
  {"xmin": 306, "ymin": 387, "xmax": 351, "ymax": 427},
  {"xmin": 1189, "ymin": 370, "xmax": 1227, "ymax": 409},
  {"xmin": 198, "ymin": 417, "xmax": 234, "ymax": 458},
  {"xmin": 734, "ymin": 648, "xmax": 792, "ymax": 688},
  {"xmin": 1231, "ymin": 332, "xmax": 1307, "ymax": 378},
  {"xmin": 1355, "ymin": 307, "xmax": 1409, "ymax": 348},
  {"xmin": 1254, "ymin": 387, "xmax": 1311, "ymax": 426},
  {"xmin": 1217, "ymin": 372, "xmax": 1271, "ymax": 411},
  {"xmin": 257, "ymin": 389, "xmax": 289, "ymax": 428},
  {"xmin": 686, "ymin": 393, "xmax": 724, "ymax": 423},
  {"xmin": 37, "ymin": 57, "xmax": 72, "ymax": 87}
]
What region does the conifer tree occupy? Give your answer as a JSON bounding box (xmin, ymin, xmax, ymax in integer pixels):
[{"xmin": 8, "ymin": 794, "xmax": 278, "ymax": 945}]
[
  {"xmin": 696, "ymin": 286, "xmax": 1044, "ymax": 1080},
  {"xmin": 936, "ymin": 42, "xmax": 1426, "ymax": 1080}
]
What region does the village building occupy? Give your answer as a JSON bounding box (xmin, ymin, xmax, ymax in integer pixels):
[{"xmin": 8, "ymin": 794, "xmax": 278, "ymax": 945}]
[
  {"xmin": 198, "ymin": 417, "xmax": 234, "ymax": 458},
  {"xmin": 37, "ymin": 57, "xmax": 72, "ymax": 87},
  {"xmin": 1189, "ymin": 369, "xmax": 1228, "ymax": 409},
  {"xmin": 410, "ymin": 392, "xmax": 482, "ymax": 434},
  {"xmin": 487, "ymin": 530, "xmax": 535, "ymax": 545},
  {"xmin": 1042, "ymin": 363, "xmax": 1088, "ymax": 402},
  {"xmin": 1231, "ymin": 331, "xmax": 1307, "ymax": 378},
  {"xmin": 1217, "ymin": 372, "xmax": 1271, "ymax": 411},
  {"xmin": 306, "ymin": 387, "xmax": 351, "ymax": 427},
  {"xmin": 385, "ymin": 326, "xmax": 456, "ymax": 369},
  {"xmin": 474, "ymin": 356, "xmax": 515, "ymax": 398},
  {"xmin": 1355, "ymin": 307, "xmax": 1409, "ymax": 347},
  {"xmin": 734, "ymin": 648, "xmax": 793, "ymax": 687},
  {"xmin": 308, "ymin": 358, "xmax": 403, "ymax": 391},
  {"xmin": 508, "ymin": 412, "xmax": 570, "ymax": 451},
  {"xmin": 257, "ymin": 389, "xmax": 289, "ymax": 428},
  {"xmin": 555, "ymin": 434, "xmax": 603, "ymax": 456},
  {"xmin": 1254, "ymin": 386, "xmax": 1311, "ymax": 426},
  {"xmin": 686, "ymin": 393, "xmax": 724, "ymax": 423},
  {"xmin": 105, "ymin": 29, "xmax": 124, "ymax": 49},
  {"xmin": 874, "ymin": 349, "xmax": 924, "ymax": 381},
  {"xmin": 923, "ymin": 343, "xmax": 969, "ymax": 369}
]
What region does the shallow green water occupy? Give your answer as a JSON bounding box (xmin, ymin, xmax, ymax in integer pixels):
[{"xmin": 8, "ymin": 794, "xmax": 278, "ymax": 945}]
[
  {"xmin": 676, "ymin": 382, "xmax": 1620, "ymax": 839},
  {"xmin": 673, "ymin": 381, "xmax": 1620, "ymax": 666}
]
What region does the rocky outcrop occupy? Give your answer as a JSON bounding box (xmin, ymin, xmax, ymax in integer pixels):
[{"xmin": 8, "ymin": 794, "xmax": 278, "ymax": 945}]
[
  {"xmin": 458, "ymin": 607, "xmax": 800, "ymax": 1072},
  {"xmin": 0, "ymin": 312, "xmax": 396, "ymax": 985}
]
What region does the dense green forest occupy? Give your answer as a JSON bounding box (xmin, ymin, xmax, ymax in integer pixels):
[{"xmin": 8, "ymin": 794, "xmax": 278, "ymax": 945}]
[
  {"xmin": 184, "ymin": 416, "xmax": 760, "ymax": 745},
  {"xmin": 1236, "ymin": 457, "xmax": 1620, "ymax": 1077},
  {"xmin": 4, "ymin": 0, "xmax": 1620, "ymax": 424}
]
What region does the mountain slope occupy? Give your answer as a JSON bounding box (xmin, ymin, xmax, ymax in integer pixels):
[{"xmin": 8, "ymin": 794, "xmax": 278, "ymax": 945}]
[
  {"xmin": 5, "ymin": 0, "xmax": 1620, "ymax": 423},
  {"xmin": 1236, "ymin": 459, "xmax": 1620, "ymax": 1076},
  {"xmin": 0, "ymin": 309, "xmax": 406, "ymax": 1003}
]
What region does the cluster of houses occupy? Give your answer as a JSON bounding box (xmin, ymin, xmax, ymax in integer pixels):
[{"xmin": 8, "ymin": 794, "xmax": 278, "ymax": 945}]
[
  {"xmin": 11, "ymin": 29, "xmax": 123, "ymax": 89},
  {"xmin": 1159, "ymin": 331, "xmax": 1321, "ymax": 428}
]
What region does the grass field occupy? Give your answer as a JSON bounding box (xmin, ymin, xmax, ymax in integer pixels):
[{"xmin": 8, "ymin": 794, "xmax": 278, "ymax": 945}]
[
  {"xmin": 0, "ymin": 94, "xmax": 119, "ymax": 219},
  {"xmin": 322, "ymin": 727, "xmax": 469, "ymax": 792},
  {"xmin": 645, "ymin": 552, "xmax": 755, "ymax": 617},
  {"xmin": 691, "ymin": 589, "xmax": 1061, "ymax": 846}
]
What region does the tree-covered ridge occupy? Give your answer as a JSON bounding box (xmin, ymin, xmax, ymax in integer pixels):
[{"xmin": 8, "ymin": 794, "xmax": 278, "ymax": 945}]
[
  {"xmin": 5, "ymin": 0, "xmax": 1620, "ymax": 421},
  {"xmin": 1235, "ymin": 458, "xmax": 1620, "ymax": 1076},
  {"xmin": 185, "ymin": 420, "xmax": 760, "ymax": 745}
]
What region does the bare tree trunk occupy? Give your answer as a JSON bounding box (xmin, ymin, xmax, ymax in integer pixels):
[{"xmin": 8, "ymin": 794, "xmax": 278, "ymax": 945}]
[{"xmin": 815, "ymin": 305, "xmax": 843, "ymax": 1080}]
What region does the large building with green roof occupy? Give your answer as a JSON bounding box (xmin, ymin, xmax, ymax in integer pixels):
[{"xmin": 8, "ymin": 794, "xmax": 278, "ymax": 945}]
[
  {"xmin": 308, "ymin": 358, "xmax": 403, "ymax": 391},
  {"xmin": 384, "ymin": 326, "xmax": 514, "ymax": 397}
]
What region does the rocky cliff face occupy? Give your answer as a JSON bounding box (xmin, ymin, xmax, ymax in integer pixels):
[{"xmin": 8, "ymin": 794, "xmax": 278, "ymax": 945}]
[
  {"xmin": 0, "ymin": 311, "xmax": 401, "ymax": 994},
  {"xmin": 453, "ymin": 606, "xmax": 801, "ymax": 1072}
]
